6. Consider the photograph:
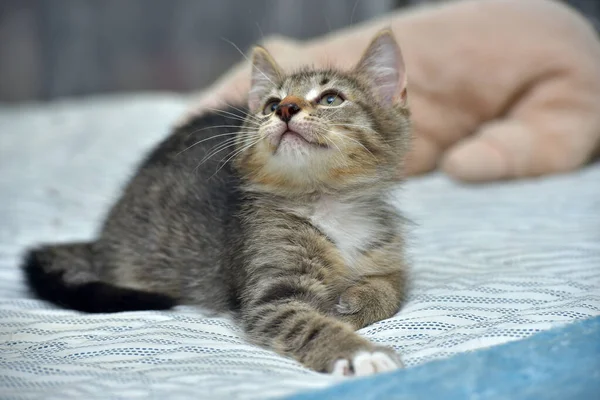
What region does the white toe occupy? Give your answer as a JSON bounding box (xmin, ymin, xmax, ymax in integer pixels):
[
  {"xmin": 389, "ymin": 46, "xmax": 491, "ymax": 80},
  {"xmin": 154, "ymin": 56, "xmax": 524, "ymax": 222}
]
[
  {"xmin": 352, "ymin": 351, "xmax": 377, "ymax": 376},
  {"xmin": 370, "ymin": 351, "xmax": 399, "ymax": 372},
  {"xmin": 331, "ymin": 359, "xmax": 351, "ymax": 377},
  {"xmin": 351, "ymin": 351, "xmax": 402, "ymax": 376}
]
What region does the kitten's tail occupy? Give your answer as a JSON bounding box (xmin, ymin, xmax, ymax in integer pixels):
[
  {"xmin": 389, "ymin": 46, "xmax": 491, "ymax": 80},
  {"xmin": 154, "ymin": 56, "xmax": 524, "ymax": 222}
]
[{"xmin": 22, "ymin": 242, "xmax": 176, "ymax": 313}]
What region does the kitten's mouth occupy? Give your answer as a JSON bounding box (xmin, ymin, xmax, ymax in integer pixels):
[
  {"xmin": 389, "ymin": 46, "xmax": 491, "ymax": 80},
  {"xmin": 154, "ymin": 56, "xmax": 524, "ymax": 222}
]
[{"xmin": 276, "ymin": 130, "xmax": 328, "ymax": 150}]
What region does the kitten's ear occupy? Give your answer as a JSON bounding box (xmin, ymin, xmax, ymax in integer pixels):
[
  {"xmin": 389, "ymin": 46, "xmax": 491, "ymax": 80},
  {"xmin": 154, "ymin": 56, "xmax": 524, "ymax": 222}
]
[
  {"xmin": 248, "ymin": 46, "xmax": 282, "ymax": 112},
  {"xmin": 354, "ymin": 29, "xmax": 407, "ymax": 106}
]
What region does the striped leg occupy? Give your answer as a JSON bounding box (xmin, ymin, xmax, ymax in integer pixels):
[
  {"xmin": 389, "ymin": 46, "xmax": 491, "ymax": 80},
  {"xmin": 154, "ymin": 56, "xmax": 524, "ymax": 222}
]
[{"xmin": 242, "ymin": 276, "xmax": 402, "ymax": 375}]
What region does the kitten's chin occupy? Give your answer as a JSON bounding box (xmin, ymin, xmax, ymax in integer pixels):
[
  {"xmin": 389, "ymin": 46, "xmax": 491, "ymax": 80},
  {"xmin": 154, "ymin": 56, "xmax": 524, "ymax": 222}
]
[
  {"xmin": 280, "ymin": 131, "xmax": 308, "ymax": 146},
  {"xmin": 262, "ymin": 147, "xmax": 329, "ymax": 187},
  {"xmin": 272, "ymin": 132, "xmax": 328, "ymax": 166},
  {"xmin": 270, "ymin": 148, "xmax": 316, "ymax": 169},
  {"xmin": 274, "ymin": 131, "xmax": 328, "ymax": 153}
]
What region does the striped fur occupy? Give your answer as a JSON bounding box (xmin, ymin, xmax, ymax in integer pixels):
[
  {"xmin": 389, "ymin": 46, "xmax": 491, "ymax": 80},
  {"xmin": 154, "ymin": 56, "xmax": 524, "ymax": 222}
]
[{"xmin": 22, "ymin": 30, "xmax": 411, "ymax": 375}]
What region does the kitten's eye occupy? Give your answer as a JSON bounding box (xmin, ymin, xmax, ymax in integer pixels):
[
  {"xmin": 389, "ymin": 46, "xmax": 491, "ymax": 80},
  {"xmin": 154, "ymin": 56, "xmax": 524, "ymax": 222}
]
[
  {"xmin": 263, "ymin": 99, "xmax": 280, "ymax": 115},
  {"xmin": 318, "ymin": 92, "xmax": 344, "ymax": 106}
]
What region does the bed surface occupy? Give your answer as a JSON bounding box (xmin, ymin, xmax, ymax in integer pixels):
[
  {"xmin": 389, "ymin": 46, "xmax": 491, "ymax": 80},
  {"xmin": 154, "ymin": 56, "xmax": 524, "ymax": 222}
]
[{"xmin": 1, "ymin": 94, "xmax": 599, "ymax": 399}]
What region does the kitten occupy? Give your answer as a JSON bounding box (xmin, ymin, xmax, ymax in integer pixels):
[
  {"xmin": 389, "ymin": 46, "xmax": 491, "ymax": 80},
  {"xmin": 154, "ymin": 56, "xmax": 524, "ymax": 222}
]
[{"xmin": 22, "ymin": 30, "xmax": 411, "ymax": 376}]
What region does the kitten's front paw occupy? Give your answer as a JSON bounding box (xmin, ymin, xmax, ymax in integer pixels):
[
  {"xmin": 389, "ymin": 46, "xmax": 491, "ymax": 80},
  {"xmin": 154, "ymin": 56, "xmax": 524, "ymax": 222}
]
[
  {"xmin": 333, "ymin": 281, "xmax": 402, "ymax": 330},
  {"xmin": 331, "ymin": 348, "xmax": 403, "ymax": 377},
  {"xmin": 335, "ymin": 294, "xmax": 361, "ymax": 315},
  {"xmin": 335, "ymin": 284, "xmax": 367, "ymax": 315}
]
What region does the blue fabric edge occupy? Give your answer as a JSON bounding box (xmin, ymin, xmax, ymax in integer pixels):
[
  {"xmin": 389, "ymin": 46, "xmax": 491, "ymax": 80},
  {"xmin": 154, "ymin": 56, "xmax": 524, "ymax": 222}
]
[{"xmin": 284, "ymin": 316, "xmax": 600, "ymax": 400}]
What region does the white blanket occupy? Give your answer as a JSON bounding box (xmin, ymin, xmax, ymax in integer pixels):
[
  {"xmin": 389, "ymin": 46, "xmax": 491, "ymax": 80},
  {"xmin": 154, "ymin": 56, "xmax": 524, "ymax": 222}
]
[{"xmin": 1, "ymin": 94, "xmax": 599, "ymax": 399}]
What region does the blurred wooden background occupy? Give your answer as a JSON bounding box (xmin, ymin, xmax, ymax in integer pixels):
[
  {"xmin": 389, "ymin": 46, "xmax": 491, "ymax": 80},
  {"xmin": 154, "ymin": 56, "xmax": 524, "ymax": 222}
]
[{"xmin": 0, "ymin": 0, "xmax": 597, "ymax": 103}]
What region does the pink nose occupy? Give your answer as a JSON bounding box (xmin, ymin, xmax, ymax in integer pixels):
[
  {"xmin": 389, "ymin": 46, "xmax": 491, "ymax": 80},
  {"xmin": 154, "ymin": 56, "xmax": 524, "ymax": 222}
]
[{"xmin": 276, "ymin": 102, "xmax": 301, "ymax": 123}]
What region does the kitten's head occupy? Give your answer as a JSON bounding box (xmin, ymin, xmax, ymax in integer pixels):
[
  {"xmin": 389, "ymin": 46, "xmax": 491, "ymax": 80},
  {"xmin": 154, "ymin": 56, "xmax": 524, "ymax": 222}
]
[{"xmin": 235, "ymin": 29, "xmax": 411, "ymax": 195}]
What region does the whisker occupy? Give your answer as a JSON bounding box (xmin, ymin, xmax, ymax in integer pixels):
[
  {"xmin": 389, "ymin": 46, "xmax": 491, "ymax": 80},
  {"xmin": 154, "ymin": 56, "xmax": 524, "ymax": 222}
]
[
  {"xmin": 200, "ymin": 134, "xmax": 255, "ymax": 161},
  {"xmin": 326, "ymin": 105, "xmax": 348, "ymax": 120},
  {"xmin": 183, "ymin": 123, "xmax": 258, "ymax": 141},
  {"xmin": 177, "ymin": 132, "xmax": 238, "ymax": 156},
  {"xmin": 350, "ymin": 0, "xmax": 361, "ymax": 25},
  {"xmin": 189, "ymin": 125, "xmax": 254, "ymax": 134},
  {"xmin": 224, "ymin": 104, "xmax": 260, "ymax": 121},
  {"xmin": 322, "ymin": 135, "xmax": 343, "ymax": 157},
  {"xmin": 194, "ymin": 129, "xmax": 259, "ymax": 166},
  {"xmin": 204, "ymin": 110, "xmax": 261, "ymax": 125},
  {"xmin": 333, "ymin": 133, "xmax": 377, "ymax": 160},
  {"xmin": 177, "ymin": 130, "xmax": 259, "ymax": 157},
  {"xmin": 204, "ymin": 106, "xmax": 261, "ymax": 122},
  {"xmin": 195, "ymin": 140, "xmax": 242, "ymax": 171},
  {"xmin": 221, "ymin": 37, "xmax": 275, "ymax": 86},
  {"xmin": 331, "ymin": 123, "xmax": 373, "ymax": 130},
  {"xmin": 210, "ymin": 137, "xmax": 262, "ymax": 179}
]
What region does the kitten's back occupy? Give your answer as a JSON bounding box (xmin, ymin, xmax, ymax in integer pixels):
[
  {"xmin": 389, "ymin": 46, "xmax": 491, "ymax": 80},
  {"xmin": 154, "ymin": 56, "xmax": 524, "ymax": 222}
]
[{"xmin": 23, "ymin": 109, "xmax": 248, "ymax": 313}]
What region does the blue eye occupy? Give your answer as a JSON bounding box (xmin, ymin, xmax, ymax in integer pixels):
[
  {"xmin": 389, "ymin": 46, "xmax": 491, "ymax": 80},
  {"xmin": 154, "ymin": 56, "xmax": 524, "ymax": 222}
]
[
  {"xmin": 318, "ymin": 92, "xmax": 344, "ymax": 106},
  {"xmin": 263, "ymin": 99, "xmax": 280, "ymax": 115}
]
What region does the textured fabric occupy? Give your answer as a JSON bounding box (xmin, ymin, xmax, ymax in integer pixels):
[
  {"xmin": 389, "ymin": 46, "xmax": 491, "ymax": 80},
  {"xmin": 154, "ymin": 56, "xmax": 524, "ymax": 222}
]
[
  {"xmin": 288, "ymin": 316, "xmax": 600, "ymax": 400},
  {"xmin": 1, "ymin": 94, "xmax": 599, "ymax": 400}
]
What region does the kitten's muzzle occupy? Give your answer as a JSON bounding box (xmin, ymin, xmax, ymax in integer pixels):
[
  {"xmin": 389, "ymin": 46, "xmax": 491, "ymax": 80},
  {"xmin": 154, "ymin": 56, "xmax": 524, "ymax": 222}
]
[{"xmin": 276, "ymin": 102, "xmax": 301, "ymax": 123}]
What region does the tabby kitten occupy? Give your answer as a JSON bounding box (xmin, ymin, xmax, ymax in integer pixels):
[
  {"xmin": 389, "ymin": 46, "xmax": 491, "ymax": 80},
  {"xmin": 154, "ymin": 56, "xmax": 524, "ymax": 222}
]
[{"xmin": 23, "ymin": 30, "xmax": 411, "ymax": 376}]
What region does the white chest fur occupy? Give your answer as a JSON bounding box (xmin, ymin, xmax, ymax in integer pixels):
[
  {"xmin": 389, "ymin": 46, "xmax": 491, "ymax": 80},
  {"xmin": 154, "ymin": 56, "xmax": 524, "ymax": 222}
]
[{"xmin": 308, "ymin": 196, "xmax": 383, "ymax": 271}]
